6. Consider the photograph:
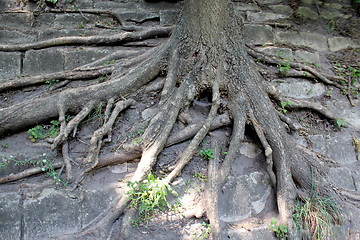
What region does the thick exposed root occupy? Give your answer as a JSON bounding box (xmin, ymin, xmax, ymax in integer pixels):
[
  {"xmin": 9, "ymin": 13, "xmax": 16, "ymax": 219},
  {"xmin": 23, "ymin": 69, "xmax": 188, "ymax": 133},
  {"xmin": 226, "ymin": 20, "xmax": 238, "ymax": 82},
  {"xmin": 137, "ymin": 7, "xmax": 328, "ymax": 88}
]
[
  {"xmin": 51, "ymin": 100, "xmax": 96, "ymax": 150},
  {"xmin": 0, "ymin": 27, "xmax": 171, "ymax": 51},
  {"xmin": 62, "ymin": 141, "xmax": 73, "ymax": 182},
  {"xmin": 164, "ymin": 81, "xmax": 220, "ymax": 184},
  {"xmin": 246, "ymin": 46, "xmax": 345, "ymax": 89},
  {"xmin": 267, "ymin": 83, "xmax": 338, "ymax": 121},
  {"xmin": 0, "ymin": 67, "xmax": 113, "ymax": 92},
  {"xmin": 0, "ymin": 162, "xmax": 63, "ymax": 184},
  {"xmin": 85, "ymin": 98, "xmax": 136, "ymax": 171},
  {"xmin": 0, "ymin": 43, "xmax": 169, "ymax": 135}
]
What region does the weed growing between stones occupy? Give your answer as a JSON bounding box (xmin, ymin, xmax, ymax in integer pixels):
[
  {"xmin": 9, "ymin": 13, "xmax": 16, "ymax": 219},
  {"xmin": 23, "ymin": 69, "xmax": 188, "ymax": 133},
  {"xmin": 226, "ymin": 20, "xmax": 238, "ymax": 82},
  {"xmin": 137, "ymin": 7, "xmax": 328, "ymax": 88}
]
[
  {"xmin": 1, "ymin": 0, "xmax": 360, "ymax": 239},
  {"xmin": 126, "ymin": 172, "xmax": 178, "ymax": 226}
]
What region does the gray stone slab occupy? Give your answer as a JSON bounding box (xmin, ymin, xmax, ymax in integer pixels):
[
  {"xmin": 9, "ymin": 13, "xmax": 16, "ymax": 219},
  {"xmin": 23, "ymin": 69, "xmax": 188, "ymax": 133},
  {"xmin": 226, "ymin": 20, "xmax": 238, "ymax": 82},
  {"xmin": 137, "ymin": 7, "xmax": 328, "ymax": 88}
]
[
  {"xmin": 0, "ymin": 52, "xmax": 21, "ymax": 79},
  {"xmin": 272, "ymin": 78, "xmax": 326, "ymax": 99},
  {"xmin": 23, "ymin": 188, "xmax": 81, "ymax": 240},
  {"xmin": 0, "ymin": 193, "xmax": 21, "ymax": 240},
  {"xmin": 325, "ymin": 98, "xmax": 360, "ymax": 128},
  {"xmin": 0, "ymin": 0, "xmax": 14, "ymax": 10},
  {"xmin": 294, "ymin": 50, "xmax": 320, "ymax": 65},
  {"xmin": 275, "ymin": 31, "xmax": 329, "ymax": 51},
  {"xmin": 81, "ymin": 189, "xmax": 117, "ymax": 225},
  {"xmin": 228, "ymin": 227, "xmax": 277, "ymax": 240},
  {"xmin": 328, "ymin": 167, "xmax": 355, "ymax": 190},
  {"xmin": 114, "ymin": 11, "xmax": 160, "ymax": 24},
  {"xmin": 295, "ymin": 6, "xmax": 319, "ymax": 20},
  {"xmin": 328, "ymin": 37, "xmax": 360, "ymax": 52},
  {"xmin": 140, "ymin": 0, "xmax": 182, "ymax": 10},
  {"xmin": 38, "ymin": 29, "xmax": 119, "ymax": 40},
  {"xmin": 0, "ymin": 13, "xmax": 33, "ymax": 29},
  {"xmin": 54, "ymin": 14, "xmax": 97, "ymax": 28},
  {"xmin": 243, "ymin": 25, "xmax": 274, "ymax": 45},
  {"xmin": 269, "ymin": 4, "xmax": 294, "ymax": 14},
  {"xmin": 299, "ymin": 133, "xmax": 358, "ymax": 165},
  {"xmin": 63, "ymin": 47, "xmax": 113, "ymax": 70},
  {"xmin": 247, "ymin": 11, "xmax": 288, "ymax": 22},
  {"xmin": 160, "ymin": 10, "xmax": 179, "ymax": 25},
  {"xmin": 256, "ymin": 0, "xmax": 283, "ymax": 4},
  {"xmin": 94, "ymin": 1, "xmax": 137, "ymax": 10},
  {"xmin": 23, "ymin": 49, "xmax": 64, "ymax": 75},
  {"xmin": 220, "ymin": 172, "xmax": 271, "ymax": 222},
  {"xmin": 233, "ymin": 3, "xmax": 261, "ymax": 11},
  {"xmin": 256, "ymin": 46, "xmax": 293, "ymax": 60},
  {"xmin": 0, "ymin": 30, "xmax": 37, "ymax": 44},
  {"xmin": 32, "ymin": 13, "xmax": 56, "ymax": 29}
]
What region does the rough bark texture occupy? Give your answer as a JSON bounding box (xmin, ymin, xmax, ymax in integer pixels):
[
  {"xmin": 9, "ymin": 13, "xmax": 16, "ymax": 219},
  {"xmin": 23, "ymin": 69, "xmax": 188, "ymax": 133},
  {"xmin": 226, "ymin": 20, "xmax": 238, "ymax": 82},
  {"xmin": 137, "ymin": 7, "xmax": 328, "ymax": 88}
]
[{"xmin": 1, "ymin": 0, "xmax": 359, "ymax": 239}]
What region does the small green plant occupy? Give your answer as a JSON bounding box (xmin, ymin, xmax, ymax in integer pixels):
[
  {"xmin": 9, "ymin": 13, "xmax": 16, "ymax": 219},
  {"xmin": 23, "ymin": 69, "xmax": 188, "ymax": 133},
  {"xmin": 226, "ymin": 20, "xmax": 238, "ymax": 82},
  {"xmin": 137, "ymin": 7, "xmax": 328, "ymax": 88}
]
[
  {"xmin": 268, "ymin": 217, "xmax": 288, "ymax": 239},
  {"xmin": 293, "ymin": 193, "xmax": 341, "ymax": 240},
  {"xmin": 278, "ymin": 101, "xmax": 292, "ymax": 114},
  {"xmin": 336, "ymin": 118, "xmax": 346, "ymax": 128},
  {"xmin": 134, "ymin": 137, "xmax": 143, "ymax": 144},
  {"xmin": 1, "ymin": 142, "xmax": 8, "ymax": 148},
  {"xmin": 194, "ymin": 222, "xmax": 212, "ymax": 240},
  {"xmin": 126, "ymin": 172, "xmax": 178, "ymax": 225},
  {"xmin": 103, "ymin": 59, "xmax": 116, "ymax": 65},
  {"xmin": 199, "ymin": 148, "xmax": 214, "ymax": 160},
  {"xmin": 28, "ymin": 125, "xmax": 46, "ymax": 142},
  {"xmin": 0, "ymin": 158, "xmax": 9, "ymax": 170},
  {"xmin": 38, "ymin": 153, "xmax": 65, "ymax": 185},
  {"xmin": 193, "ymin": 169, "xmax": 207, "ymax": 182},
  {"xmin": 85, "ymin": 103, "xmax": 104, "ymax": 126},
  {"xmin": 276, "ymin": 52, "xmax": 291, "ymax": 75},
  {"xmin": 45, "ymin": 0, "xmax": 58, "ymax": 4},
  {"xmin": 78, "ymin": 22, "xmax": 87, "ymax": 29},
  {"xmin": 48, "ymin": 120, "xmax": 60, "ymax": 138},
  {"xmin": 45, "ymin": 79, "xmax": 59, "ymax": 88}
]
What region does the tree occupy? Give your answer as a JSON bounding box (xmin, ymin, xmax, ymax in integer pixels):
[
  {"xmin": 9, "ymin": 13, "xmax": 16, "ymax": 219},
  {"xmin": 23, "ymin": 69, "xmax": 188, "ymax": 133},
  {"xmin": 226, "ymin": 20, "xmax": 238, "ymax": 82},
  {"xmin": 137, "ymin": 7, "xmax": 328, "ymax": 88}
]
[{"xmin": 0, "ymin": 0, "xmax": 359, "ymax": 239}]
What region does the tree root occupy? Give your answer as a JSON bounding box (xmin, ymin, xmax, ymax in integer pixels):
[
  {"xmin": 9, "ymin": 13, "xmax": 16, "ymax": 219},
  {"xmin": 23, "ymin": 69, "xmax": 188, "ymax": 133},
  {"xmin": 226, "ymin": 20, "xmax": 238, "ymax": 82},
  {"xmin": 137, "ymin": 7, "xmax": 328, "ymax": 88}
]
[
  {"xmin": 0, "ymin": 162, "xmax": 63, "ymax": 184},
  {"xmin": 0, "ymin": 67, "xmax": 113, "ymax": 92},
  {"xmin": 246, "ymin": 46, "xmax": 345, "ymax": 89},
  {"xmin": 85, "ymin": 98, "xmax": 136, "ymax": 171},
  {"xmin": 267, "ymin": 83, "xmax": 338, "ymax": 122},
  {"xmin": 0, "ymin": 27, "xmax": 171, "ymax": 51}
]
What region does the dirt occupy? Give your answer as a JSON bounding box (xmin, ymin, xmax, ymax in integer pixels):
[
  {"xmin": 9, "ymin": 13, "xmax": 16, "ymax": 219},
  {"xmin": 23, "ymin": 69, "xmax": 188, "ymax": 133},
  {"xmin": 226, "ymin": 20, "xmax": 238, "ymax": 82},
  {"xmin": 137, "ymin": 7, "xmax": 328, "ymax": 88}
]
[{"xmin": 1, "ymin": 1, "xmax": 360, "ymax": 239}]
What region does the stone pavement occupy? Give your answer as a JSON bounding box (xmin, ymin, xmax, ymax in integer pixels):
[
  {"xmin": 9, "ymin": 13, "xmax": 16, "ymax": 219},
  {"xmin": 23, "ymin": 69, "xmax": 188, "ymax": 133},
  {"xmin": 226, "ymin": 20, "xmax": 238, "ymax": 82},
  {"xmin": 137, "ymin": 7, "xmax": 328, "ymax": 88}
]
[{"xmin": 0, "ymin": 0, "xmax": 360, "ymax": 239}]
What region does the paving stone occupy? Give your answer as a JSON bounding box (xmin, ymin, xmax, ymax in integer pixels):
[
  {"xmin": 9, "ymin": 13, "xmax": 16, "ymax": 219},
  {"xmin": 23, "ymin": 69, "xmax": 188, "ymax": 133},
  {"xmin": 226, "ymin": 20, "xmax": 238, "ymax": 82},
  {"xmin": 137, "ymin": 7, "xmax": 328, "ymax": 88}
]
[
  {"xmin": 325, "ymin": 98, "xmax": 360, "ymax": 128},
  {"xmin": 0, "ymin": 52, "xmax": 22, "ymax": 79},
  {"xmin": 23, "ymin": 188, "xmax": 81, "ymax": 239},
  {"xmin": 323, "ymin": 3, "xmax": 343, "ymax": 9},
  {"xmin": 73, "ymin": 0, "xmax": 94, "ymax": 8},
  {"xmin": 246, "ymin": 11, "xmax": 288, "ymax": 22},
  {"xmin": 160, "ymin": 10, "xmax": 179, "ymax": 25},
  {"xmin": 243, "ymin": 25, "xmax": 274, "ymax": 45},
  {"xmin": 38, "ymin": 29, "xmax": 119, "ymax": 40},
  {"xmin": 256, "ymin": 46, "xmax": 293, "ymax": 60},
  {"xmin": 0, "ymin": 0, "xmax": 14, "ymax": 10},
  {"xmin": 272, "ymin": 78, "xmax": 326, "ymax": 99},
  {"xmin": 81, "ymin": 189, "xmax": 118, "ymax": 225},
  {"xmin": 23, "ymin": 49, "xmax": 64, "ymax": 75},
  {"xmin": 320, "ymin": 9, "xmax": 344, "ymax": 20},
  {"xmin": 256, "ymin": 0, "xmax": 283, "ymax": 4},
  {"xmin": 294, "ymin": 50, "xmax": 320, "ymax": 65},
  {"xmin": 299, "ymin": 133, "xmax": 358, "ymax": 165},
  {"xmin": 32, "ymin": 13, "xmax": 56, "ymax": 29},
  {"xmin": 269, "ymin": 4, "xmax": 294, "ymax": 14},
  {"xmin": 94, "ymin": 1, "xmax": 137, "ymax": 10},
  {"xmin": 0, "ymin": 13, "xmax": 33, "ymax": 29},
  {"xmin": 233, "ymin": 3, "xmax": 261, "ymax": 11},
  {"xmin": 295, "ymin": 6, "xmax": 319, "ymax": 20},
  {"xmin": 0, "ymin": 29, "xmax": 37, "ymax": 44},
  {"xmin": 275, "ymin": 31, "xmax": 328, "ymax": 51},
  {"xmin": 328, "ymin": 37, "xmax": 360, "ymax": 52},
  {"xmin": 0, "ymin": 193, "xmax": 21, "ymax": 240},
  {"xmin": 114, "ymin": 11, "xmax": 160, "ymax": 24},
  {"xmin": 54, "ymin": 14, "xmax": 97, "ymax": 28},
  {"xmin": 228, "ymin": 227, "xmax": 277, "ymax": 240},
  {"xmin": 328, "ymin": 167, "xmax": 355, "ymax": 190},
  {"xmin": 140, "ymin": 0, "xmax": 182, "ymax": 10},
  {"xmin": 63, "ymin": 47, "xmax": 113, "ymax": 70},
  {"xmin": 220, "ymin": 172, "xmax": 271, "ymax": 222}
]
